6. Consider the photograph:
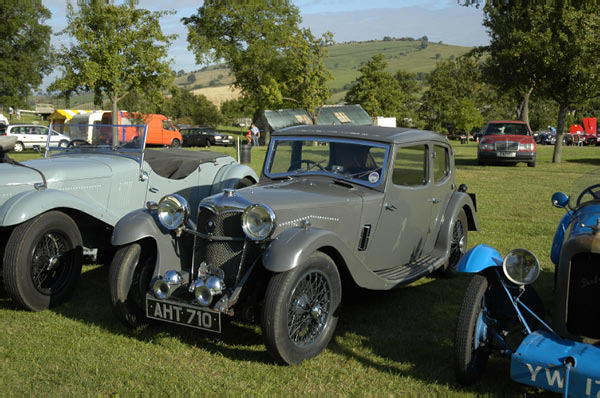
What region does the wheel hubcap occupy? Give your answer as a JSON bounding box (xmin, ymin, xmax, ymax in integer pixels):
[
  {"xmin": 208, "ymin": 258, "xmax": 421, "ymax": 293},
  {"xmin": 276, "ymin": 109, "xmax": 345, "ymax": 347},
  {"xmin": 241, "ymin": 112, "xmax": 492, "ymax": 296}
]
[{"xmin": 287, "ymin": 271, "xmax": 331, "ymax": 346}]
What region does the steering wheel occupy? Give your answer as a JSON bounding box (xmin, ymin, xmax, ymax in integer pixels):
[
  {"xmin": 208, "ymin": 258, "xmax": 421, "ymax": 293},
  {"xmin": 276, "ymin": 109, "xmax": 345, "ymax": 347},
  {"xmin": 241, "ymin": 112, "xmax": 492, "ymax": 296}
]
[
  {"xmin": 288, "ymin": 159, "xmax": 325, "ymax": 172},
  {"xmin": 576, "ymin": 183, "xmax": 600, "ymax": 206},
  {"xmin": 67, "ymin": 139, "xmax": 90, "ymax": 148}
]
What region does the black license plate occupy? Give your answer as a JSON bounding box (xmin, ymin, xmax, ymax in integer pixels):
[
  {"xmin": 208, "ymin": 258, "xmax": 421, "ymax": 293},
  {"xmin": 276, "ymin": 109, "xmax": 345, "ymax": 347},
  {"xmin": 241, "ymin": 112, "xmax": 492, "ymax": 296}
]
[{"xmin": 146, "ymin": 297, "xmax": 221, "ymax": 333}]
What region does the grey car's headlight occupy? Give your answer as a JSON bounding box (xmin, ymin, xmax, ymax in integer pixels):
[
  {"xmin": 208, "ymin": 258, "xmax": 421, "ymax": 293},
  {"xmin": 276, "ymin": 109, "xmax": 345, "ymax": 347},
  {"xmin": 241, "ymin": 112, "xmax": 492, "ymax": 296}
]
[
  {"xmin": 242, "ymin": 204, "xmax": 276, "ymax": 240},
  {"xmin": 157, "ymin": 194, "xmax": 189, "ymax": 231},
  {"xmin": 503, "ymin": 249, "xmax": 540, "ymax": 285}
]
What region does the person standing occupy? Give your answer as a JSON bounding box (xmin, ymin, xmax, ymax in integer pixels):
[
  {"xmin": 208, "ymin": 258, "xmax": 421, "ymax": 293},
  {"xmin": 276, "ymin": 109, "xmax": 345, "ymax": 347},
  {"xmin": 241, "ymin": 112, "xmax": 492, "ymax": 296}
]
[
  {"xmin": 250, "ymin": 123, "xmax": 260, "ymax": 146},
  {"xmin": 8, "ymin": 106, "xmax": 13, "ymax": 121}
]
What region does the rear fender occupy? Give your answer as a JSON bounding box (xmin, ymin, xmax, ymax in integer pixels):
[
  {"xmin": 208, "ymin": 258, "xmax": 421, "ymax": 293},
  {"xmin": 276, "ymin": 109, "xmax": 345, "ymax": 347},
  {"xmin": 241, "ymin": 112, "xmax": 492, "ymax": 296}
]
[
  {"xmin": 457, "ymin": 244, "xmax": 503, "ymax": 273},
  {"xmin": 434, "ymin": 191, "xmax": 480, "ymax": 260},
  {"xmin": 209, "ymin": 164, "xmax": 258, "ymax": 195},
  {"xmin": 0, "ymin": 188, "xmax": 113, "ymax": 227}
]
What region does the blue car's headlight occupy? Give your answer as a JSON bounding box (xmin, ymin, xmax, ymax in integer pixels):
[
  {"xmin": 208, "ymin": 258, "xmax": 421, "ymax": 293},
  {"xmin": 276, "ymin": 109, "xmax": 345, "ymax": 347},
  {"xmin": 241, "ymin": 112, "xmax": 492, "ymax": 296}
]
[
  {"xmin": 157, "ymin": 194, "xmax": 189, "ymax": 231},
  {"xmin": 503, "ymin": 249, "xmax": 540, "ymax": 285}
]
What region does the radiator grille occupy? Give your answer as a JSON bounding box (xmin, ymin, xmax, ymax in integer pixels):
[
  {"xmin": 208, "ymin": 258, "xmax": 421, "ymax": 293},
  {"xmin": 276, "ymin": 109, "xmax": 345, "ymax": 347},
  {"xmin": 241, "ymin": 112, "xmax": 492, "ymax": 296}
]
[
  {"xmin": 567, "ymin": 253, "xmax": 600, "ymax": 339},
  {"xmin": 195, "ymin": 207, "xmax": 246, "ymax": 286},
  {"xmin": 494, "ymin": 141, "xmax": 519, "ymax": 151}
]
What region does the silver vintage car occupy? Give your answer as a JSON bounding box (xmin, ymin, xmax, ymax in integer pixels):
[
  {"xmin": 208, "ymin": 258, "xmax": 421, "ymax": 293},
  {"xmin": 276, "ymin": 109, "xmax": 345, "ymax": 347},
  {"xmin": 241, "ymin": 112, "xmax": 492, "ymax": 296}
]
[
  {"xmin": 0, "ymin": 124, "xmax": 257, "ymax": 312},
  {"xmin": 109, "ymin": 125, "xmax": 479, "ymax": 365}
]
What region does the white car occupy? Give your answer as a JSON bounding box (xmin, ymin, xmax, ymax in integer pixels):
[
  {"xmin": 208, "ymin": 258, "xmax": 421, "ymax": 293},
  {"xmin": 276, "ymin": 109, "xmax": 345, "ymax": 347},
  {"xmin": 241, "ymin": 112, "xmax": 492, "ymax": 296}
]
[{"xmin": 1, "ymin": 124, "xmax": 70, "ymax": 152}]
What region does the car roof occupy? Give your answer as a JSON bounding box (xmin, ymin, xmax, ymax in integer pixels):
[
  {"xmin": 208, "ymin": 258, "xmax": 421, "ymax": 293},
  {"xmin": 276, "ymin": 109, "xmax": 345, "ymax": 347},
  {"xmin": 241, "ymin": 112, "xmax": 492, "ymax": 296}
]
[{"xmin": 273, "ymin": 125, "xmax": 448, "ymax": 144}]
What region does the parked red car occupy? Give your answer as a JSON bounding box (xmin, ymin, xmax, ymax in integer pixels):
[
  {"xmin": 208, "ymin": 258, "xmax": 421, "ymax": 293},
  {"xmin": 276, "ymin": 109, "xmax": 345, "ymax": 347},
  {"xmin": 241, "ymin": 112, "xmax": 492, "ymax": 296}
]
[{"xmin": 477, "ymin": 120, "xmax": 536, "ymax": 167}]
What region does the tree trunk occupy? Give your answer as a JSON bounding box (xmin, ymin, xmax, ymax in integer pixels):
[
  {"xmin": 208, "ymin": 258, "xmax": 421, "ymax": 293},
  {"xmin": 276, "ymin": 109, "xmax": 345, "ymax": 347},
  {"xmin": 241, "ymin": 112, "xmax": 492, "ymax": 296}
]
[
  {"xmin": 111, "ymin": 95, "xmax": 119, "ymax": 146},
  {"xmin": 552, "ymin": 103, "xmax": 568, "ymax": 163},
  {"xmin": 518, "ymin": 87, "xmax": 533, "ymax": 124}
]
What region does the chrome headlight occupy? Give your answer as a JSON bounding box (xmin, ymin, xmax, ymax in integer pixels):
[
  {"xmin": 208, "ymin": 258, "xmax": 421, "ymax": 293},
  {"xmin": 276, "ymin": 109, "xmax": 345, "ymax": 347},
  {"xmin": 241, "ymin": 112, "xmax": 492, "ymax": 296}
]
[
  {"xmin": 478, "ymin": 141, "xmax": 493, "ymax": 150},
  {"xmin": 519, "ymin": 142, "xmax": 535, "ymax": 151},
  {"xmin": 242, "ymin": 203, "xmax": 276, "ymax": 240},
  {"xmin": 503, "ymin": 249, "xmax": 540, "ymax": 285},
  {"xmin": 157, "ymin": 194, "xmax": 189, "ymax": 230}
]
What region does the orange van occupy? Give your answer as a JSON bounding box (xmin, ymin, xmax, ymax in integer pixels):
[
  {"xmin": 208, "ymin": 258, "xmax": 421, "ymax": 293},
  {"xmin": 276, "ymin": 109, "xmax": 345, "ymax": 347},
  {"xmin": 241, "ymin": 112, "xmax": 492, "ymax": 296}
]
[{"xmin": 101, "ymin": 112, "xmax": 182, "ymax": 147}]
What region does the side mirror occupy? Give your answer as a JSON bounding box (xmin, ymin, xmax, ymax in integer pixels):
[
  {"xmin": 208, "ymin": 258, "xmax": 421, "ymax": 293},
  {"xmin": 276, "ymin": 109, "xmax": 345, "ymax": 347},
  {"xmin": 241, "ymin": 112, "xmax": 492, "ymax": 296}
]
[{"xmin": 551, "ymin": 191, "xmax": 569, "ymax": 208}]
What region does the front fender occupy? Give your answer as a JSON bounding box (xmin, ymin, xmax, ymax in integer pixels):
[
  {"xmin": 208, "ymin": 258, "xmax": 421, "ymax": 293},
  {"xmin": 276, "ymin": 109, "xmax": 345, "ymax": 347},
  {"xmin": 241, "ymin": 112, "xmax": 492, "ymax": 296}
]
[
  {"xmin": 0, "ymin": 188, "xmax": 111, "ymax": 227},
  {"xmin": 111, "ymin": 209, "xmax": 192, "ymax": 279},
  {"xmin": 457, "ymin": 244, "xmax": 503, "ymax": 273},
  {"xmin": 263, "ymin": 227, "xmax": 344, "ymax": 273},
  {"xmin": 550, "ymin": 210, "xmax": 572, "ymax": 265},
  {"xmin": 209, "ymin": 164, "xmax": 258, "ymax": 195}
]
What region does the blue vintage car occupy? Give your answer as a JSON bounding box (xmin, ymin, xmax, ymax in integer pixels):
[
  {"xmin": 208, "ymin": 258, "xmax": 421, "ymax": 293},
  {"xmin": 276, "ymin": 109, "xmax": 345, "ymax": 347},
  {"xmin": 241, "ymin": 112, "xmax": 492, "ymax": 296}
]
[
  {"xmin": 454, "ymin": 169, "xmax": 600, "ymax": 396},
  {"xmin": 0, "ymin": 124, "xmax": 257, "ymax": 312}
]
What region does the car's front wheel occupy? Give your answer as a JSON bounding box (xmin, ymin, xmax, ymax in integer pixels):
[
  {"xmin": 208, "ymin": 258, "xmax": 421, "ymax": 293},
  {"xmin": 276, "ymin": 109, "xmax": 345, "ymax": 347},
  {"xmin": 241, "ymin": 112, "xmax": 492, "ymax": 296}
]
[
  {"xmin": 455, "ymin": 274, "xmax": 490, "ymax": 385},
  {"xmin": 109, "ymin": 243, "xmax": 155, "ymax": 329},
  {"xmin": 13, "ymin": 141, "xmax": 24, "ymax": 152},
  {"xmin": 3, "ymin": 211, "xmax": 83, "ymax": 311},
  {"xmin": 261, "ymin": 252, "xmax": 341, "ymax": 365},
  {"xmin": 170, "ymin": 138, "xmax": 180, "ymax": 148}
]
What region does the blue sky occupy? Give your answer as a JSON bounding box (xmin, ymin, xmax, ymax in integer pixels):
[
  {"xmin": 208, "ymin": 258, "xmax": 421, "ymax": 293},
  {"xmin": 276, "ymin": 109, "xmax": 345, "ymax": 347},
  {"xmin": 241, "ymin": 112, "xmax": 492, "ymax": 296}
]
[{"xmin": 42, "ymin": 1, "xmax": 488, "ymax": 89}]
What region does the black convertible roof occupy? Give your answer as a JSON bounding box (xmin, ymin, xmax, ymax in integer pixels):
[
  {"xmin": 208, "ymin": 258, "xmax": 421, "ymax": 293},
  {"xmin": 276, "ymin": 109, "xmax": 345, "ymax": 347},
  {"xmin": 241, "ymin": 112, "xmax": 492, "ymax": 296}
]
[
  {"xmin": 144, "ymin": 148, "xmax": 228, "ymax": 180},
  {"xmin": 273, "ymin": 125, "xmax": 447, "ymax": 144}
]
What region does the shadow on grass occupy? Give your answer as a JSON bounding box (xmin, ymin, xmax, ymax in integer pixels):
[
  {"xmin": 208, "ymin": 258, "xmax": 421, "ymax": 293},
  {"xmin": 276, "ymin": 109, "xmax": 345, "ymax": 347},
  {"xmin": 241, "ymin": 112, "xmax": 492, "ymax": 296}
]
[
  {"xmin": 565, "ymin": 157, "xmax": 600, "ymax": 166},
  {"xmin": 328, "ymin": 268, "xmax": 557, "ymax": 395}
]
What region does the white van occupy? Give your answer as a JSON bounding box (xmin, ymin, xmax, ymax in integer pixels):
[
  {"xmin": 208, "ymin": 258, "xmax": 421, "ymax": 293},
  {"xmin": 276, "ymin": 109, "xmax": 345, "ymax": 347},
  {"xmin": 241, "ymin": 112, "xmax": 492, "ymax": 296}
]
[{"xmin": 67, "ymin": 111, "xmax": 106, "ymax": 143}]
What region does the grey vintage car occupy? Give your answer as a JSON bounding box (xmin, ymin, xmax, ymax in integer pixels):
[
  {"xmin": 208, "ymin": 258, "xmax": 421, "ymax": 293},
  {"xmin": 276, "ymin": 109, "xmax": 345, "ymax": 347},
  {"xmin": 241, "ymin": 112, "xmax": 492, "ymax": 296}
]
[
  {"xmin": 0, "ymin": 124, "xmax": 257, "ymax": 312},
  {"xmin": 109, "ymin": 125, "xmax": 479, "ymax": 365}
]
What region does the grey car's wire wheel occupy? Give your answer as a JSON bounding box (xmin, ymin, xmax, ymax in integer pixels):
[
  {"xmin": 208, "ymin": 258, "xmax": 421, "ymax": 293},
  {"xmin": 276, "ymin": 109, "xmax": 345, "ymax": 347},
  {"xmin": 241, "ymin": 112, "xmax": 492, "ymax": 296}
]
[
  {"xmin": 438, "ymin": 209, "xmax": 468, "ymax": 278},
  {"xmin": 3, "ymin": 211, "xmax": 83, "ymax": 311},
  {"xmin": 455, "ymin": 274, "xmax": 490, "ymax": 385},
  {"xmin": 261, "ymin": 252, "xmax": 342, "ymax": 365},
  {"xmin": 109, "ymin": 243, "xmax": 155, "ymax": 329}
]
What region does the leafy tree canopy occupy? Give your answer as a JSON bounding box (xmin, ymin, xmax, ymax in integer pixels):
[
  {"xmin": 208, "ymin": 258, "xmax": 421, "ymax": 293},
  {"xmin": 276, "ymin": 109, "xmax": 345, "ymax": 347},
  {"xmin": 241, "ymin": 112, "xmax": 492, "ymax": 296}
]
[
  {"xmin": 0, "ymin": 1, "xmax": 53, "ymax": 108},
  {"xmin": 50, "ymin": 0, "xmax": 176, "ymax": 135},
  {"xmin": 183, "ymin": 0, "xmax": 333, "ymax": 134},
  {"xmin": 160, "ymin": 88, "xmax": 223, "ymax": 127}
]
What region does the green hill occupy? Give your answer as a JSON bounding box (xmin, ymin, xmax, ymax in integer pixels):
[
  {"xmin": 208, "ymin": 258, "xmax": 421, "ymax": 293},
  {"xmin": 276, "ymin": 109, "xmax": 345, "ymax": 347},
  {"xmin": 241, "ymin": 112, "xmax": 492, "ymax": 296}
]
[{"xmin": 176, "ymin": 39, "xmax": 473, "ymax": 103}]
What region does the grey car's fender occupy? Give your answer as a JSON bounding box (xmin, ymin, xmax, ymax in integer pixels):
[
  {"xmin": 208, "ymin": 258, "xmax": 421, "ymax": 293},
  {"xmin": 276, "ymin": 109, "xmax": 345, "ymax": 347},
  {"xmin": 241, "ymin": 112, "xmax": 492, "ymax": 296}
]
[
  {"xmin": 433, "ymin": 191, "xmax": 480, "ymax": 255},
  {"xmin": 0, "ymin": 188, "xmax": 114, "ymax": 227},
  {"xmin": 111, "ymin": 209, "xmax": 190, "ymax": 278},
  {"xmin": 262, "ymin": 227, "xmax": 395, "ymax": 289},
  {"xmin": 209, "ymin": 164, "xmax": 258, "ymax": 195}
]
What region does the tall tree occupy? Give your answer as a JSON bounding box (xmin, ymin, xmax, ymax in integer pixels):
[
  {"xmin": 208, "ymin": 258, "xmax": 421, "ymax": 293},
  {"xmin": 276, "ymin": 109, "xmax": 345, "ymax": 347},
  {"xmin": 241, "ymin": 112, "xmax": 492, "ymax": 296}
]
[
  {"xmin": 465, "ymin": 1, "xmax": 600, "ymax": 162},
  {"xmin": 344, "ymin": 54, "xmax": 405, "ymax": 121},
  {"xmin": 183, "ymin": 1, "xmax": 332, "ymax": 141},
  {"xmin": 50, "ymin": 0, "xmax": 175, "ymax": 143},
  {"xmin": 0, "ymin": 1, "xmax": 53, "ymax": 108}
]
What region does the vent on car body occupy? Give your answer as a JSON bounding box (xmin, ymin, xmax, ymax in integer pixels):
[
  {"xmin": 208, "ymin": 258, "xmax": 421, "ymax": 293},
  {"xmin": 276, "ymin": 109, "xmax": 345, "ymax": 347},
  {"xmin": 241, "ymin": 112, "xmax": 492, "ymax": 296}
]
[{"xmin": 358, "ymin": 224, "xmax": 372, "ymax": 251}]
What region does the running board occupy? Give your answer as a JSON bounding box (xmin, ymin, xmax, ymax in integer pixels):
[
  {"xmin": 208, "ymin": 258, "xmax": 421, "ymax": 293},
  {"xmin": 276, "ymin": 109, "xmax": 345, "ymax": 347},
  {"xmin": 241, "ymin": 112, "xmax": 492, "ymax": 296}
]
[{"xmin": 373, "ymin": 254, "xmax": 446, "ymax": 285}]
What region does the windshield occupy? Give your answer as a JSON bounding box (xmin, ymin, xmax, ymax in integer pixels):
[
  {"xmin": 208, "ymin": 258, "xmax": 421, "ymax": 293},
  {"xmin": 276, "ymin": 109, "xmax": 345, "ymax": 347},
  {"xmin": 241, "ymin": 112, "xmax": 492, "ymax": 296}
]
[
  {"xmin": 265, "ymin": 137, "xmax": 390, "ymax": 188},
  {"xmin": 484, "ymin": 123, "xmax": 531, "ymax": 136},
  {"xmin": 45, "ymin": 123, "xmax": 147, "ymax": 159},
  {"xmin": 569, "ymin": 168, "xmax": 600, "ymax": 208}
]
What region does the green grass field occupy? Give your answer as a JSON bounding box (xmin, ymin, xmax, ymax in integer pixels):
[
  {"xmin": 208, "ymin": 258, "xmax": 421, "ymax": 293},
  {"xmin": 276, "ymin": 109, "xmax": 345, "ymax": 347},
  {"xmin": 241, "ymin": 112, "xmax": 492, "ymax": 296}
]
[{"xmin": 1, "ymin": 142, "xmax": 596, "ymax": 395}]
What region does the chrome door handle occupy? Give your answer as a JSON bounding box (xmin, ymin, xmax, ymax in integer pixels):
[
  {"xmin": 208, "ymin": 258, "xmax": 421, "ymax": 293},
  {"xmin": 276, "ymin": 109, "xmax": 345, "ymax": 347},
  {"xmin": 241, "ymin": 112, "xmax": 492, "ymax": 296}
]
[
  {"xmin": 431, "ymin": 198, "xmax": 440, "ymax": 204},
  {"xmin": 384, "ymin": 203, "xmax": 397, "ymax": 211}
]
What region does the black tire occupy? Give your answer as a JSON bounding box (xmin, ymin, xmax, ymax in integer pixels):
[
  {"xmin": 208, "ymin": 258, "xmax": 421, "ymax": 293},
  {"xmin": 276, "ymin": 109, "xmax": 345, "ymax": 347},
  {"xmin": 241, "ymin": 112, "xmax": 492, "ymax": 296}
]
[
  {"xmin": 170, "ymin": 138, "xmax": 180, "ymax": 148},
  {"xmin": 261, "ymin": 252, "xmax": 342, "ymax": 365},
  {"xmin": 439, "ymin": 209, "xmax": 468, "ymax": 278},
  {"xmin": 14, "ymin": 141, "xmax": 24, "ymax": 152},
  {"xmin": 455, "ymin": 274, "xmax": 490, "ymax": 385},
  {"xmin": 205, "ymin": 139, "xmax": 211, "ymax": 148},
  {"xmin": 3, "ymin": 211, "xmax": 83, "ymax": 311},
  {"xmin": 108, "ymin": 243, "xmax": 155, "ymax": 329},
  {"xmin": 528, "ymin": 158, "xmax": 536, "ymax": 167},
  {"xmin": 235, "ymin": 177, "xmax": 254, "ymax": 189}
]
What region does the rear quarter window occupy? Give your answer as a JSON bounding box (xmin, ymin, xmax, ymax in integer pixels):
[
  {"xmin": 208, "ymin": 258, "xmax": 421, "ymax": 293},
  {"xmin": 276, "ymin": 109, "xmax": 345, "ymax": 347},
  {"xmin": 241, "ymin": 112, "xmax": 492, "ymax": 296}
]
[{"xmin": 392, "ymin": 145, "xmax": 428, "ymax": 186}]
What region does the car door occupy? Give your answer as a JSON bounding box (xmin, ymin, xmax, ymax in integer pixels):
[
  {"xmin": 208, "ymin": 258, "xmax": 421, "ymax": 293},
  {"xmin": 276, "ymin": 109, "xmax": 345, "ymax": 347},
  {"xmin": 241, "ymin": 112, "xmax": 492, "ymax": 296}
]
[{"xmin": 366, "ymin": 144, "xmax": 433, "ymax": 270}]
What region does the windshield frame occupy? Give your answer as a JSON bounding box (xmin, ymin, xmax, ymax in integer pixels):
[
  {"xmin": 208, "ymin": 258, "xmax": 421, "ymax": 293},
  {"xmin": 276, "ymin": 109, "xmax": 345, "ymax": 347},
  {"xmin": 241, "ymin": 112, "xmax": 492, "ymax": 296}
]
[
  {"xmin": 569, "ymin": 168, "xmax": 600, "ymax": 209},
  {"xmin": 45, "ymin": 122, "xmax": 148, "ymax": 164},
  {"xmin": 263, "ymin": 136, "xmax": 391, "ymax": 189}
]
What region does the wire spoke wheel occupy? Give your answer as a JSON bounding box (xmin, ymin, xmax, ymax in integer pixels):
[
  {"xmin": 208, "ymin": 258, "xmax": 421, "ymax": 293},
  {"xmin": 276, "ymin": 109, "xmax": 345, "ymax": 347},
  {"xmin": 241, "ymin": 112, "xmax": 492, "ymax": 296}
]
[
  {"xmin": 30, "ymin": 231, "xmax": 71, "ymax": 292},
  {"xmin": 287, "ymin": 271, "xmax": 331, "ymax": 346}
]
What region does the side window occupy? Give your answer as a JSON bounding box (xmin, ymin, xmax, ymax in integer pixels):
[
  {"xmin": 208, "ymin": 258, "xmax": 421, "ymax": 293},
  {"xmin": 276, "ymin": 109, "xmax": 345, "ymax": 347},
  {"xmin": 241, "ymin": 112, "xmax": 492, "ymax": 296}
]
[
  {"xmin": 392, "ymin": 145, "xmax": 428, "ymax": 186},
  {"xmin": 162, "ymin": 120, "xmax": 175, "ymax": 131},
  {"xmin": 433, "ymin": 145, "xmax": 450, "ymax": 183}
]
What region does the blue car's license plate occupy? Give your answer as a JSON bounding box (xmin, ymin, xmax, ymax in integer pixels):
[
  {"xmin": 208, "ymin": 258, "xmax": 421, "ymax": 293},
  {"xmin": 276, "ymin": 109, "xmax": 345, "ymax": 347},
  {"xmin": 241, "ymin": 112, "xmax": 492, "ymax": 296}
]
[{"xmin": 146, "ymin": 297, "xmax": 221, "ymax": 333}]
